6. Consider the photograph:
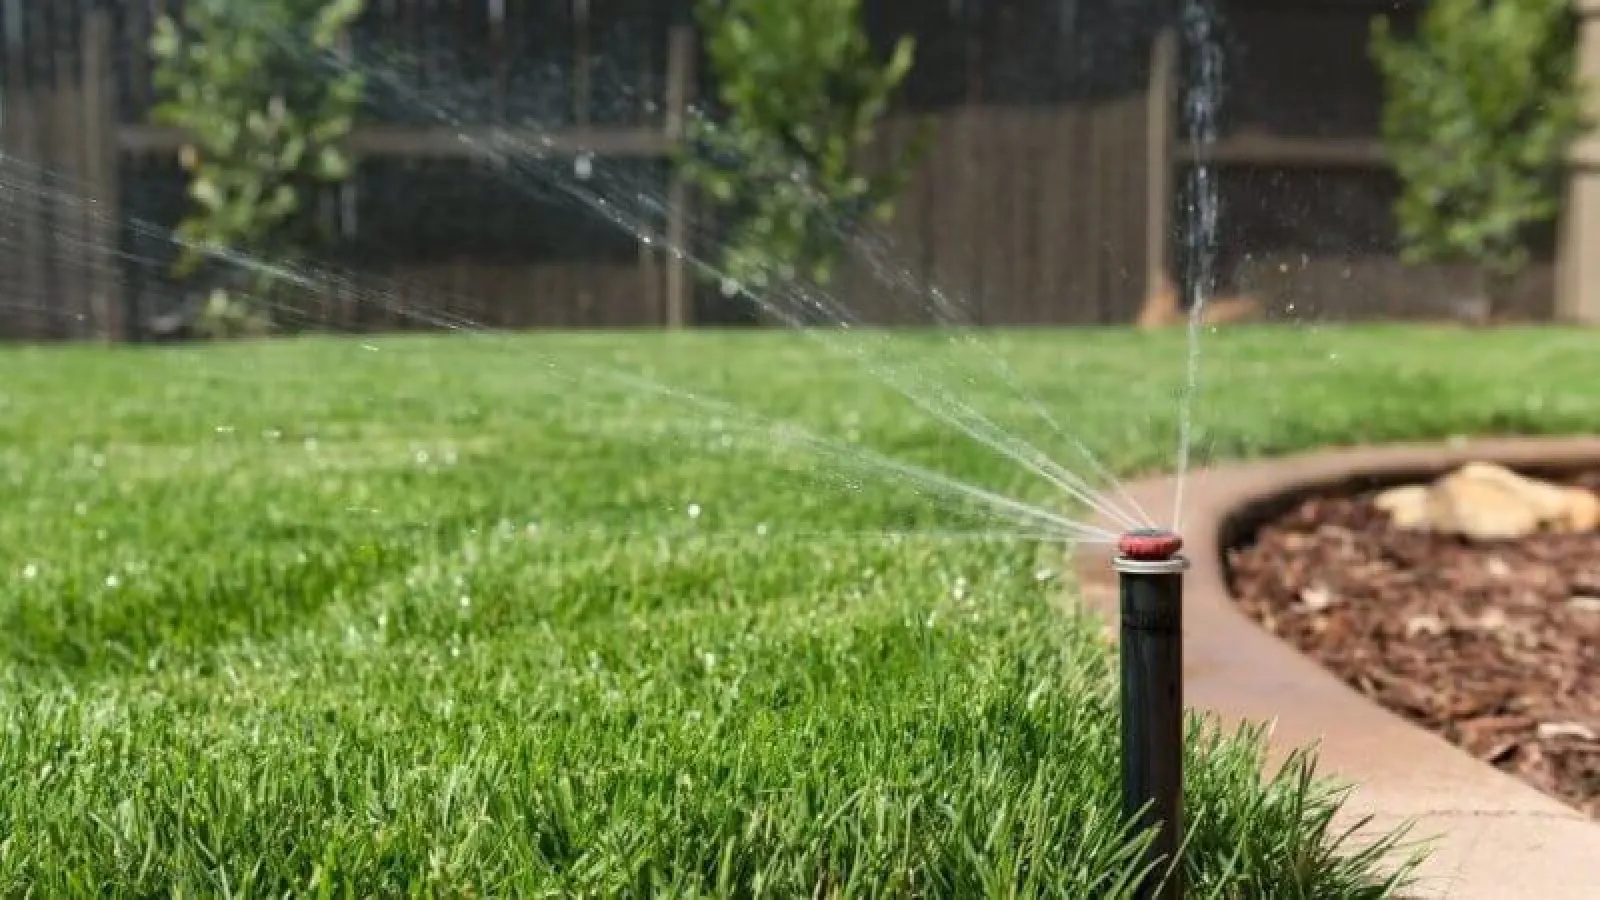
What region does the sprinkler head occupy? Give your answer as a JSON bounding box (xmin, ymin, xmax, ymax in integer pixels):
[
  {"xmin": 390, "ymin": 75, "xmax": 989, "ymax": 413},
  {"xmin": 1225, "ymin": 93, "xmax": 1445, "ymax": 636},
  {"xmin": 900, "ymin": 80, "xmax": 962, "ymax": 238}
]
[{"xmin": 1117, "ymin": 528, "xmax": 1184, "ymax": 562}]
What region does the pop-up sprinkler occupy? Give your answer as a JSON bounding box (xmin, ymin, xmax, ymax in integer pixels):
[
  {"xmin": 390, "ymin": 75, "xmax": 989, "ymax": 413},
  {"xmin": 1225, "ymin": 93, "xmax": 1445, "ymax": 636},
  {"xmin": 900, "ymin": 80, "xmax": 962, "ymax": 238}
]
[{"xmin": 1113, "ymin": 528, "xmax": 1188, "ymax": 900}]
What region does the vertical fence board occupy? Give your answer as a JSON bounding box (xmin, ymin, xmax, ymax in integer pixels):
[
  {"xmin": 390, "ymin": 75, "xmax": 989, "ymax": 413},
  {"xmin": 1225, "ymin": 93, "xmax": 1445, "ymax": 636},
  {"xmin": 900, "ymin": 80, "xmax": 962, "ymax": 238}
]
[
  {"xmin": 82, "ymin": 10, "xmax": 123, "ymax": 340},
  {"xmin": 661, "ymin": 24, "xmax": 693, "ymax": 326},
  {"xmin": 1, "ymin": 2, "xmax": 43, "ymax": 337}
]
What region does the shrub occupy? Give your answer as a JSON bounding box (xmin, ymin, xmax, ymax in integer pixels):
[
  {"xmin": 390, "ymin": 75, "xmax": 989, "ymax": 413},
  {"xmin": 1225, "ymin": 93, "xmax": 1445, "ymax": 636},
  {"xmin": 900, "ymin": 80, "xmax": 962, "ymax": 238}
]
[
  {"xmin": 1370, "ymin": 0, "xmax": 1585, "ymax": 317},
  {"xmin": 150, "ymin": 0, "xmax": 366, "ymax": 337},
  {"xmin": 683, "ymin": 0, "xmax": 930, "ymax": 297}
]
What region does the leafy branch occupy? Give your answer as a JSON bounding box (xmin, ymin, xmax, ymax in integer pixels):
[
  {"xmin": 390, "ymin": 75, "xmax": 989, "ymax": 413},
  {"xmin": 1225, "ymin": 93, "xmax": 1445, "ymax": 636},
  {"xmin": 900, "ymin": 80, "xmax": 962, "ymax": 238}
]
[
  {"xmin": 682, "ymin": 0, "xmax": 931, "ymax": 298},
  {"xmin": 150, "ymin": 0, "xmax": 366, "ymax": 336}
]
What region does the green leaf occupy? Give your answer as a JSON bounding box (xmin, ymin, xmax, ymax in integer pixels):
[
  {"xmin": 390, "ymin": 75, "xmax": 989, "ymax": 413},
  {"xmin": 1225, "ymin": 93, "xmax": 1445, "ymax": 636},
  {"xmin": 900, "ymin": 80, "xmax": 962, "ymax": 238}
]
[
  {"xmin": 190, "ymin": 176, "xmax": 225, "ymax": 212},
  {"xmin": 279, "ymin": 135, "xmax": 307, "ymax": 170},
  {"xmin": 315, "ymin": 146, "xmax": 352, "ymax": 181},
  {"xmin": 149, "ymin": 17, "xmax": 181, "ymax": 60}
]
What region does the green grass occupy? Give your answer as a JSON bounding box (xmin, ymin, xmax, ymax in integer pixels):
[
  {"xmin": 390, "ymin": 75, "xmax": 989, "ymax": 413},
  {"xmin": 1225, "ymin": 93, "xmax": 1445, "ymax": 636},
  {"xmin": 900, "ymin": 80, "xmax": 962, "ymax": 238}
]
[{"xmin": 0, "ymin": 325, "xmax": 1594, "ymax": 896}]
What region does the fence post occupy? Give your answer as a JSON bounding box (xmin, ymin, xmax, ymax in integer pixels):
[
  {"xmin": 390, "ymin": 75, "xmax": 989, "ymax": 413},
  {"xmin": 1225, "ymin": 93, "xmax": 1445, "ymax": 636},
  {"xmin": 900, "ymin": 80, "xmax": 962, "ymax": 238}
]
[
  {"xmin": 1558, "ymin": 0, "xmax": 1600, "ymax": 324},
  {"xmin": 1143, "ymin": 27, "xmax": 1178, "ymax": 320},
  {"xmin": 1, "ymin": 0, "xmax": 49, "ymax": 340},
  {"xmin": 663, "ymin": 25, "xmax": 695, "ymax": 328},
  {"xmin": 81, "ymin": 8, "xmax": 124, "ymax": 341}
]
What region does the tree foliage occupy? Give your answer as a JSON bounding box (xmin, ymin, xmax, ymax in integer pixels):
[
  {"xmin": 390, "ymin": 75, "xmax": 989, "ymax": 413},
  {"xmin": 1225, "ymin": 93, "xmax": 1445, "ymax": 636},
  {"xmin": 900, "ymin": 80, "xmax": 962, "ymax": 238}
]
[
  {"xmin": 150, "ymin": 0, "xmax": 366, "ymax": 337},
  {"xmin": 683, "ymin": 0, "xmax": 930, "ymax": 297},
  {"xmin": 1370, "ymin": 0, "xmax": 1585, "ymax": 289}
]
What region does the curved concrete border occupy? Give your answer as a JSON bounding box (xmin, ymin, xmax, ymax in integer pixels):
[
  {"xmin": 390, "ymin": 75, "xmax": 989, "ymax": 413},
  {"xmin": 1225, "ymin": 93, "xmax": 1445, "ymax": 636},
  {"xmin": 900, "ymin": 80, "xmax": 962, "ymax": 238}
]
[{"xmin": 1070, "ymin": 437, "xmax": 1600, "ymax": 899}]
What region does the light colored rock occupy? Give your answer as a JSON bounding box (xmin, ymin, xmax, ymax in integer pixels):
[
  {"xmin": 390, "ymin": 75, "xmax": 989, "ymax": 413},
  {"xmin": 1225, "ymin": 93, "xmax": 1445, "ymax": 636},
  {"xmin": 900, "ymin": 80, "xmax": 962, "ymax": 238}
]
[
  {"xmin": 1453, "ymin": 463, "xmax": 1571, "ymax": 521},
  {"xmin": 1374, "ymin": 485, "xmax": 1431, "ymax": 528},
  {"xmin": 1561, "ymin": 486, "xmax": 1600, "ymax": 531},
  {"xmin": 1375, "ymin": 462, "xmax": 1600, "ymax": 541},
  {"xmin": 1428, "ymin": 469, "xmax": 1541, "ymax": 540}
]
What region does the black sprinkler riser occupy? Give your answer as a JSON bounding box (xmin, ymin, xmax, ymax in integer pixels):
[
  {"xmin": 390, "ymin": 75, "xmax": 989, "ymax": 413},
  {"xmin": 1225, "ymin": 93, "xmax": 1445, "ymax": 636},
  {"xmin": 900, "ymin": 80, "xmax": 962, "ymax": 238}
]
[{"xmin": 1114, "ymin": 529, "xmax": 1188, "ymax": 900}]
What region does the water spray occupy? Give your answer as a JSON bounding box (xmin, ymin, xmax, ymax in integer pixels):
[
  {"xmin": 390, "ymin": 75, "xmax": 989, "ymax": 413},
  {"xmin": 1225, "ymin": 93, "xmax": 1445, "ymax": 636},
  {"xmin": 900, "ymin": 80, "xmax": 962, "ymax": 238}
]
[{"xmin": 1114, "ymin": 528, "xmax": 1188, "ymax": 900}]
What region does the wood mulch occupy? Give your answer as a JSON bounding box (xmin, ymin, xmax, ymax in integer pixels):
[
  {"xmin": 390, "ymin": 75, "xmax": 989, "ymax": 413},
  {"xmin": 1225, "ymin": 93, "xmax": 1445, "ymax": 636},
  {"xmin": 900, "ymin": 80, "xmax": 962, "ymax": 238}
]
[{"xmin": 1226, "ymin": 473, "xmax": 1600, "ymax": 818}]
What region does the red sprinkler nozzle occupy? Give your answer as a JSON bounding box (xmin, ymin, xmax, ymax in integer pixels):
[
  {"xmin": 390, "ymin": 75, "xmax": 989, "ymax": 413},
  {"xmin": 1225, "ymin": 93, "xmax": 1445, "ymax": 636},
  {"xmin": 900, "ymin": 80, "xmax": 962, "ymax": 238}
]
[{"xmin": 1117, "ymin": 528, "xmax": 1183, "ymax": 562}]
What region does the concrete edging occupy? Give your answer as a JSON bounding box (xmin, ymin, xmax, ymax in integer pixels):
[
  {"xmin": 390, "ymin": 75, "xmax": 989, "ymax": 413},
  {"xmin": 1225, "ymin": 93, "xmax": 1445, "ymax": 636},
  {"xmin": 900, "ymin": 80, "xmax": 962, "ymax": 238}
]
[{"xmin": 1069, "ymin": 436, "xmax": 1600, "ymax": 899}]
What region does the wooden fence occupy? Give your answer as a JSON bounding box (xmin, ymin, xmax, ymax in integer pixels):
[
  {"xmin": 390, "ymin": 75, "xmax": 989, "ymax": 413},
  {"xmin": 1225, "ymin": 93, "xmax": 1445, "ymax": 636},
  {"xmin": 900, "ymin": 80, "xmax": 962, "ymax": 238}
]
[{"xmin": 0, "ymin": 0, "xmax": 1562, "ymax": 341}]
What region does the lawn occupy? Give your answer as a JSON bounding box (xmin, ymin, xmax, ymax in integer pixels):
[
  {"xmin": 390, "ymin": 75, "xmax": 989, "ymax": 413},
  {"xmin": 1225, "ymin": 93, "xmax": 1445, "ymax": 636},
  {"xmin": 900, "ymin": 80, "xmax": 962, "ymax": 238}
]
[{"xmin": 0, "ymin": 325, "xmax": 1595, "ymax": 896}]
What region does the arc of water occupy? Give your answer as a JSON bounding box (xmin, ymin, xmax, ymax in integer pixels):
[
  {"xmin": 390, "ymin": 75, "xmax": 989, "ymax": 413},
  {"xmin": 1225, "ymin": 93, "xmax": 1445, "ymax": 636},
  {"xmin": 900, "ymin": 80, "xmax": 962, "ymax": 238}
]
[{"xmin": 299, "ymin": 49, "xmax": 1155, "ymax": 534}]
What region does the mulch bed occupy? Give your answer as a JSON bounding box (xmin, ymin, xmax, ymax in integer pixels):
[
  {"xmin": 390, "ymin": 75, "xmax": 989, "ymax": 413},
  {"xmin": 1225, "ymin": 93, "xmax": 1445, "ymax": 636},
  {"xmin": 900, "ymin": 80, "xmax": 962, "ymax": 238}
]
[{"xmin": 1227, "ymin": 472, "xmax": 1600, "ymax": 819}]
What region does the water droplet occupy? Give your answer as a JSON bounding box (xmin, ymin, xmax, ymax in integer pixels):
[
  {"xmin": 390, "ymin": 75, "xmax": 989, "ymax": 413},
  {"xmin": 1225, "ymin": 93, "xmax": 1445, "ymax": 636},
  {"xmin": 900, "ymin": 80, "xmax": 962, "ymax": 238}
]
[
  {"xmin": 459, "ymin": 594, "xmax": 471, "ymax": 609},
  {"xmin": 73, "ymin": 502, "xmax": 88, "ymax": 516},
  {"xmin": 755, "ymin": 523, "xmax": 769, "ymax": 536},
  {"xmin": 687, "ymin": 503, "xmax": 702, "ymax": 519},
  {"xmin": 21, "ymin": 563, "xmax": 37, "ymax": 579},
  {"xmin": 574, "ymin": 154, "xmax": 594, "ymax": 179},
  {"xmin": 415, "ymin": 450, "xmax": 430, "ymax": 464},
  {"xmin": 104, "ymin": 574, "xmax": 120, "ymax": 589},
  {"xmin": 215, "ymin": 425, "xmax": 235, "ymax": 434}
]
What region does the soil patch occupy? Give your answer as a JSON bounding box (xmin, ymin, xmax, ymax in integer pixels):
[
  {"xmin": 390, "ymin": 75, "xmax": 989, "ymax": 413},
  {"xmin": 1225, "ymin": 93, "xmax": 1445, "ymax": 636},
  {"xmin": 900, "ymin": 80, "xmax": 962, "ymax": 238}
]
[{"xmin": 1227, "ymin": 472, "xmax": 1600, "ymax": 818}]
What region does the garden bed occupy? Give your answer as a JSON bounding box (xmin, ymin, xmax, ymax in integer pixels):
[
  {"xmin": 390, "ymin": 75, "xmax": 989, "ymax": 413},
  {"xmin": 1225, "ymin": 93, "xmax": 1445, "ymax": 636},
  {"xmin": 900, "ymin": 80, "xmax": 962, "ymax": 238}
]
[{"xmin": 1227, "ymin": 472, "xmax": 1600, "ymax": 819}]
